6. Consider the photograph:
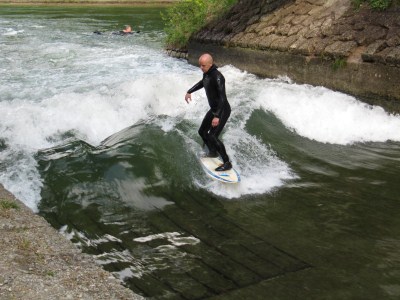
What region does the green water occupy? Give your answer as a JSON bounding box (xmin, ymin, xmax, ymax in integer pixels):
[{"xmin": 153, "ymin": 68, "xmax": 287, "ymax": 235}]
[
  {"xmin": 36, "ymin": 113, "xmax": 400, "ymax": 299},
  {"xmin": 2, "ymin": 5, "xmax": 400, "ymax": 300}
]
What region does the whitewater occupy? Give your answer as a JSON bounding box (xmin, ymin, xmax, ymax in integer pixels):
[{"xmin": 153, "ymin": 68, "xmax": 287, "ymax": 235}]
[{"xmin": 1, "ymin": 8, "xmax": 400, "ymax": 212}]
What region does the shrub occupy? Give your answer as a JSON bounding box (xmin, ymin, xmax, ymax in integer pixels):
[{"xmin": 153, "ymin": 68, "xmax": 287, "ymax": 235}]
[
  {"xmin": 162, "ymin": 0, "xmax": 237, "ymax": 49},
  {"xmin": 353, "ymin": 0, "xmax": 393, "ymax": 10}
]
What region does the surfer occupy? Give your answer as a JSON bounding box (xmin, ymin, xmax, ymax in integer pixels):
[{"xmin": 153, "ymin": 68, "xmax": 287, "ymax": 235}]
[{"xmin": 185, "ymin": 53, "xmax": 232, "ymax": 171}]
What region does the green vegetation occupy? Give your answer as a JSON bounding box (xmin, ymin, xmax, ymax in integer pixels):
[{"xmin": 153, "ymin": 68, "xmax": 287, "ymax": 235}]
[
  {"xmin": 18, "ymin": 238, "xmax": 31, "ymax": 250},
  {"xmin": 353, "ymin": 0, "xmax": 393, "ymax": 10},
  {"xmin": 332, "ymin": 57, "xmax": 347, "ymax": 71},
  {"xmin": 46, "ymin": 270, "xmax": 56, "ymax": 277},
  {"xmin": 0, "ymin": 0, "xmax": 179, "ymax": 3},
  {"xmin": 0, "ymin": 199, "xmax": 20, "ymax": 210},
  {"xmin": 162, "ymin": 0, "xmax": 237, "ymax": 49}
]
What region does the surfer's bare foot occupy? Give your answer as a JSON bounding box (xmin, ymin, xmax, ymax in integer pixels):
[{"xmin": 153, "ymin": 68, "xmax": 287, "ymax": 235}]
[{"xmin": 215, "ymin": 161, "xmax": 232, "ymax": 171}]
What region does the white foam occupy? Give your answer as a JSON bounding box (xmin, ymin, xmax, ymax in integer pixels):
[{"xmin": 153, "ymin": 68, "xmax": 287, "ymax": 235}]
[
  {"xmin": 2, "ymin": 28, "xmax": 24, "ymax": 36},
  {"xmin": 254, "ymin": 78, "xmax": 400, "ymax": 145},
  {"xmin": 193, "ymin": 127, "xmax": 295, "ymax": 198},
  {"xmin": 134, "ymin": 232, "xmax": 200, "ymax": 247},
  {"xmin": 0, "ymin": 149, "xmax": 42, "ymax": 212}
]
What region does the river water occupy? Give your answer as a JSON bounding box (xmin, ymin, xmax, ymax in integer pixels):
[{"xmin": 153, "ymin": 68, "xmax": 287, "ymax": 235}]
[{"xmin": 1, "ymin": 6, "xmax": 400, "ymax": 299}]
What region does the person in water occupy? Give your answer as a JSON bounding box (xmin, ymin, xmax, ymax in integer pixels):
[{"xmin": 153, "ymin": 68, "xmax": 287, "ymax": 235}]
[
  {"xmin": 122, "ymin": 25, "xmax": 132, "ymax": 33},
  {"xmin": 185, "ymin": 53, "xmax": 232, "ymax": 171},
  {"xmin": 94, "ymin": 25, "xmax": 134, "ymax": 35}
]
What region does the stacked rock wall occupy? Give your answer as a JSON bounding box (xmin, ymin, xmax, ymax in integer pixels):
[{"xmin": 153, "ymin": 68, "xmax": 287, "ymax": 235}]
[{"xmin": 188, "ymin": 0, "xmax": 400, "ymax": 113}]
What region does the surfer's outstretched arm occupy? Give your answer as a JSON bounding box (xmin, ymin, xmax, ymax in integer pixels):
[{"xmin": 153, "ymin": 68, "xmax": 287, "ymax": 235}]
[{"xmin": 185, "ymin": 80, "xmax": 203, "ymax": 103}]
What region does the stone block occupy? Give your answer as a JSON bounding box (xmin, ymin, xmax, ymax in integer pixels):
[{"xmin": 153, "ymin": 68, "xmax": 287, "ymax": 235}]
[
  {"xmin": 276, "ymin": 23, "xmax": 292, "ymax": 36},
  {"xmin": 310, "ymin": 0, "xmax": 326, "ymax": 5},
  {"xmin": 230, "ymin": 31, "xmax": 245, "ymax": 41},
  {"xmin": 370, "ymin": 13, "xmax": 400, "ymax": 29},
  {"xmin": 355, "ymin": 25, "xmax": 387, "ymax": 45},
  {"xmin": 320, "ymin": 17, "xmax": 334, "ymax": 34},
  {"xmin": 311, "ymin": 18, "xmax": 325, "ymax": 28},
  {"xmin": 353, "ymin": 19, "xmax": 367, "ymax": 31},
  {"xmin": 245, "ymin": 22, "xmax": 263, "ymax": 34},
  {"xmin": 308, "ymin": 6, "xmax": 323, "ymax": 17},
  {"xmin": 264, "ymin": 13, "xmax": 284, "ymax": 26},
  {"xmin": 247, "ymin": 15, "xmax": 262, "ymax": 26},
  {"xmin": 361, "ymin": 40, "xmax": 387, "ymax": 62},
  {"xmin": 270, "ymin": 35, "xmax": 299, "ymax": 51},
  {"xmin": 386, "ymin": 29, "xmax": 400, "ymax": 47},
  {"xmin": 288, "ymin": 24, "xmax": 303, "ymax": 36},
  {"xmin": 325, "ymin": 40, "xmax": 357, "ymax": 57},
  {"xmin": 308, "ymin": 37, "xmax": 331, "ymax": 55},
  {"xmin": 259, "ymin": 26, "xmax": 276, "ymax": 36},
  {"xmin": 259, "ymin": 12, "xmax": 276, "ymax": 23},
  {"xmin": 385, "ymin": 47, "xmax": 400, "ymax": 67},
  {"xmin": 278, "ymin": 14, "xmax": 295, "ymax": 26},
  {"xmin": 257, "ymin": 34, "xmax": 281, "ymax": 49},
  {"xmin": 289, "ymin": 37, "xmax": 311, "ymax": 55},
  {"xmin": 373, "ymin": 47, "xmax": 393, "ymax": 64},
  {"xmin": 331, "ymin": 23, "xmax": 353, "ymax": 36},
  {"xmin": 338, "ymin": 30, "xmax": 356, "ymax": 42},
  {"xmin": 304, "ymin": 27, "xmax": 321, "ymax": 39},
  {"xmin": 291, "ymin": 15, "xmax": 309, "ymax": 25},
  {"xmin": 236, "ymin": 33, "xmax": 258, "ymax": 48},
  {"xmin": 293, "ymin": 3, "xmax": 315, "ymax": 15},
  {"xmin": 301, "ymin": 15, "xmax": 314, "ymax": 28}
]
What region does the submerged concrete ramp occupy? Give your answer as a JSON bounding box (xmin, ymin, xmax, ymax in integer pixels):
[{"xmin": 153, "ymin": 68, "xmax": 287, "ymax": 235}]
[{"xmin": 125, "ymin": 190, "xmax": 311, "ymax": 299}]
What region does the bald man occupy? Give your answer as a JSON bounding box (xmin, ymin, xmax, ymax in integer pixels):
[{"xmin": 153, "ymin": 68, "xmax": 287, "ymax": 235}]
[{"xmin": 185, "ymin": 53, "xmax": 232, "ymax": 171}]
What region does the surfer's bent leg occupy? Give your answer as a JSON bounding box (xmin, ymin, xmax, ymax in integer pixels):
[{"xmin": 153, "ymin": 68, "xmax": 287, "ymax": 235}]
[
  {"xmin": 208, "ymin": 105, "xmax": 231, "ymax": 163},
  {"xmin": 198, "ymin": 110, "xmax": 216, "ymax": 154}
]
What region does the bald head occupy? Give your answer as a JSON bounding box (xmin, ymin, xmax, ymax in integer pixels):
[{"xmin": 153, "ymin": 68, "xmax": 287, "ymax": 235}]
[{"xmin": 199, "ymin": 53, "xmax": 214, "ymax": 73}]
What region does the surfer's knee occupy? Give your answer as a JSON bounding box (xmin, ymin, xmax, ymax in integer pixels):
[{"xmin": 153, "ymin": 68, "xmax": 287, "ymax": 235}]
[{"xmin": 198, "ymin": 128, "xmax": 207, "ymax": 140}]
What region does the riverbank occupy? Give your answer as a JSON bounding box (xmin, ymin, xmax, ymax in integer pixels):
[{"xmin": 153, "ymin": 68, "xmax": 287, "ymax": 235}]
[
  {"xmin": 0, "ymin": 0, "xmax": 178, "ymax": 6},
  {"xmin": 187, "ymin": 0, "xmax": 400, "ymax": 114},
  {"xmin": 0, "ymin": 184, "xmax": 143, "ymax": 299}
]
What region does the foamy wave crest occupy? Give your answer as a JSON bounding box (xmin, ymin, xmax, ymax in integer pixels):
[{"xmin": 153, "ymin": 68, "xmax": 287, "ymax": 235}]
[
  {"xmin": 255, "ymin": 79, "xmax": 400, "ymax": 145},
  {"xmin": 3, "ymin": 28, "xmax": 24, "ymax": 36}
]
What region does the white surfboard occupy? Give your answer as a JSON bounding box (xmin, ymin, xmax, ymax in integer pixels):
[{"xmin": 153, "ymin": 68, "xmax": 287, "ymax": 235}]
[{"xmin": 199, "ymin": 156, "xmax": 240, "ymax": 184}]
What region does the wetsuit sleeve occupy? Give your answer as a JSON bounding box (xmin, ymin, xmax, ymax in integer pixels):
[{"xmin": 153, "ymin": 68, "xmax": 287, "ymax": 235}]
[
  {"xmin": 187, "ymin": 80, "xmax": 204, "ymax": 94},
  {"xmin": 213, "ymin": 74, "xmax": 227, "ymax": 118}
]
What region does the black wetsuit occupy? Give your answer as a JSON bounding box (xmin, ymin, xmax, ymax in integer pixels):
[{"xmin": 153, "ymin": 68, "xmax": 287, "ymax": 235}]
[{"xmin": 187, "ymin": 64, "xmax": 231, "ymax": 163}]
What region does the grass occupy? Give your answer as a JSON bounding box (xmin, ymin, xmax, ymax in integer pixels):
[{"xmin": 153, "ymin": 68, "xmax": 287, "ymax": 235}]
[
  {"xmin": 332, "ymin": 57, "xmax": 347, "ymax": 71},
  {"xmin": 352, "ymin": 0, "xmax": 394, "ymax": 9},
  {"xmin": 18, "ymin": 238, "xmax": 32, "ymax": 250},
  {"xmin": 0, "ymin": 199, "xmax": 20, "ymax": 210}
]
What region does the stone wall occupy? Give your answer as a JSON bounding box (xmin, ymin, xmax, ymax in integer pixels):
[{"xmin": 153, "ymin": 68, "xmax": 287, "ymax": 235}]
[{"xmin": 188, "ymin": 0, "xmax": 400, "ymax": 113}]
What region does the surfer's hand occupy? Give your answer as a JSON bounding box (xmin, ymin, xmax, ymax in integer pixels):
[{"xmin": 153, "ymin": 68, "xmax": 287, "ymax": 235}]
[
  {"xmin": 185, "ymin": 93, "xmax": 192, "ymax": 103},
  {"xmin": 212, "ymin": 117, "xmax": 220, "ymax": 127}
]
